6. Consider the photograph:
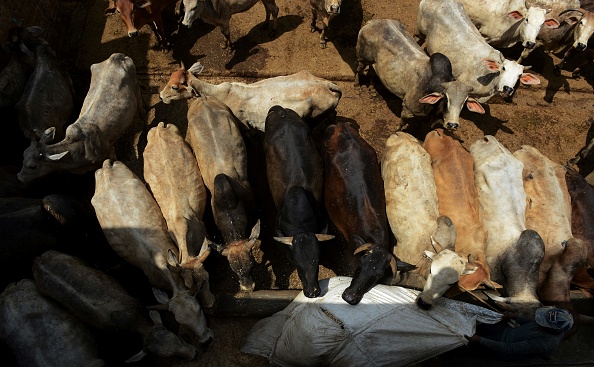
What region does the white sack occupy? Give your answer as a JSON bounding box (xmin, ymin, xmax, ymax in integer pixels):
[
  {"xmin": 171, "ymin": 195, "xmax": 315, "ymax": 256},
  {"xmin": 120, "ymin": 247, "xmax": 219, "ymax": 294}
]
[{"xmin": 242, "ymin": 276, "xmax": 502, "ymax": 367}]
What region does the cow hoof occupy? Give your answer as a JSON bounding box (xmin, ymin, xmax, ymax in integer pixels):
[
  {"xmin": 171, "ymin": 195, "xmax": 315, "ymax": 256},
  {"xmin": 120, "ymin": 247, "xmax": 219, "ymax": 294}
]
[
  {"xmin": 572, "ymin": 69, "xmax": 582, "ymax": 79},
  {"xmin": 320, "ymin": 42, "xmax": 327, "ymax": 49},
  {"xmin": 310, "ymin": 25, "xmax": 317, "ymax": 33},
  {"xmin": 220, "ymin": 42, "xmax": 228, "ymax": 49}
]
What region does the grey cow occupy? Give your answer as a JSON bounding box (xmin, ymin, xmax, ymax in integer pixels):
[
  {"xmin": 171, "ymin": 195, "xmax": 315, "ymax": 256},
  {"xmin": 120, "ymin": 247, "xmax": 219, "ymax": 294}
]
[
  {"xmin": 181, "ymin": 0, "xmax": 279, "ymax": 49},
  {"xmin": 33, "ymin": 250, "xmax": 197, "ymax": 362},
  {"xmin": 309, "ymin": 0, "xmax": 342, "ymax": 48},
  {"xmin": 0, "ymin": 279, "xmax": 105, "ymax": 367},
  {"xmin": 356, "ymin": 19, "xmax": 485, "ymax": 130},
  {"xmin": 17, "ymin": 53, "xmax": 144, "ymax": 184},
  {"xmin": 415, "ymin": 0, "xmax": 541, "ymax": 102}
]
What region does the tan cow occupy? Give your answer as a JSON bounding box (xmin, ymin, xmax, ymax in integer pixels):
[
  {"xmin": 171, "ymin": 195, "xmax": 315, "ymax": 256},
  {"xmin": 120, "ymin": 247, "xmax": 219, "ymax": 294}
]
[
  {"xmin": 470, "ymin": 136, "xmax": 545, "ymax": 316},
  {"xmin": 143, "ymin": 122, "xmax": 215, "ymax": 308},
  {"xmin": 159, "ymin": 62, "xmax": 341, "ymax": 131},
  {"xmin": 423, "ymin": 129, "xmax": 493, "ymax": 292},
  {"xmin": 514, "ymin": 145, "xmax": 587, "ymax": 321},
  {"xmin": 91, "ymin": 160, "xmax": 213, "ymax": 343},
  {"xmin": 382, "ymin": 132, "xmax": 476, "ymax": 310},
  {"xmin": 185, "ymin": 96, "xmax": 260, "ymax": 292}
]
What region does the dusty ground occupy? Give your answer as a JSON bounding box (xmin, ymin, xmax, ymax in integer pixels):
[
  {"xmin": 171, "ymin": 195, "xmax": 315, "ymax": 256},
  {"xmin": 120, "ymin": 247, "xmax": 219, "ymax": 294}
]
[{"xmin": 7, "ymin": 0, "xmax": 594, "ymax": 366}]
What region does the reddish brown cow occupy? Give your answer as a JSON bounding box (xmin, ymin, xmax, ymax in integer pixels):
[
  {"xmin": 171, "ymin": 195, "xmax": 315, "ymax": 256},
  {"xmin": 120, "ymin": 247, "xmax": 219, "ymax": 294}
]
[
  {"xmin": 423, "ymin": 129, "xmax": 493, "ymax": 292},
  {"xmin": 105, "ymin": 0, "xmax": 178, "ymax": 48}
]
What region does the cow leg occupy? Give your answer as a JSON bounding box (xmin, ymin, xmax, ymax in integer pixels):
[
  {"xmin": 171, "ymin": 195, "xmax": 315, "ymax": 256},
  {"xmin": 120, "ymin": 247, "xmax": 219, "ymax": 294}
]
[
  {"xmin": 554, "ymin": 47, "xmax": 577, "ymax": 75},
  {"xmin": 320, "ymin": 16, "xmax": 330, "ymax": 48},
  {"xmin": 354, "ymin": 61, "xmax": 366, "ymax": 91},
  {"xmin": 310, "ymin": 9, "xmax": 318, "ymax": 33},
  {"xmin": 150, "ymin": 18, "xmax": 170, "ymax": 51},
  {"xmin": 517, "ymin": 46, "xmax": 534, "ymax": 64},
  {"xmin": 219, "ymin": 21, "xmax": 232, "ymax": 51},
  {"xmin": 261, "ymin": 1, "xmax": 279, "ymax": 36}
]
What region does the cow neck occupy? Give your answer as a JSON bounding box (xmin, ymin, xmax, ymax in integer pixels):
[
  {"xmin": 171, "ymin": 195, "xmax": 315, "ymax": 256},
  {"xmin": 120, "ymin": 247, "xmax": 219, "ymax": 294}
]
[{"xmin": 189, "ymin": 73, "xmax": 228, "ymax": 101}]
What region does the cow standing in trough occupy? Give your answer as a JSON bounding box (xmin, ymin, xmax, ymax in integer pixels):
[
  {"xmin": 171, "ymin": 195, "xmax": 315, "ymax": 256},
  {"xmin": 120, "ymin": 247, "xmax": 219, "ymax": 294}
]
[
  {"xmin": 415, "ymin": 0, "xmax": 541, "ymax": 102},
  {"xmin": 355, "ymin": 19, "xmax": 485, "ymax": 131},
  {"xmin": 513, "ymin": 146, "xmax": 587, "ymax": 332},
  {"xmin": 33, "ymin": 251, "xmax": 197, "ymax": 362},
  {"xmin": 423, "ymin": 129, "xmax": 494, "ymax": 292},
  {"xmin": 0, "ymin": 279, "xmax": 106, "ymax": 367},
  {"xmin": 91, "ymin": 160, "xmax": 214, "ymax": 343},
  {"xmin": 309, "ymin": 0, "xmax": 342, "ymax": 48},
  {"xmin": 264, "ymin": 105, "xmax": 334, "ymax": 298},
  {"xmin": 323, "ymin": 122, "xmax": 414, "ymax": 305},
  {"xmin": 382, "ymin": 131, "xmax": 477, "ymax": 310},
  {"xmin": 17, "ymin": 53, "xmax": 144, "ymax": 184},
  {"xmin": 105, "ymin": 0, "xmax": 179, "ymax": 48},
  {"xmin": 143, "ymin": 122, "xmax": 215, "ymax": 308},
  {"xmin": 565, "ymin": 167, "xmax": 594, "ymax": 293},
  {"xmin": 470, "ymin": 136, "xmax": 545, "ymax": 316},
  {"xmin": 181, "ymin": 0, "xmax": 279, "ymax": 50},
  {"xmin": 159, "ymin": 62, "xmax": 342, "ymax": 131},
  {"xmin": 185, "ymin": 96, "xmax": 260, "ymax": 292},
  {"xmin": 458, "ymin": 0, "xmax": 560, "ymax": 62},
  {"xmin": 16, "ymin": 31, "xmax": 73, "ymax": 143}
]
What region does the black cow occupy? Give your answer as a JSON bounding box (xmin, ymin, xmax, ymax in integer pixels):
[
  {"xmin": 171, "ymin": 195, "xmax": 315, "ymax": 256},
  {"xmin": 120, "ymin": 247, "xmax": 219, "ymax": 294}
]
[{"xmin": 264, "ymin": 105, "xmax": 333, "ymax": 298}]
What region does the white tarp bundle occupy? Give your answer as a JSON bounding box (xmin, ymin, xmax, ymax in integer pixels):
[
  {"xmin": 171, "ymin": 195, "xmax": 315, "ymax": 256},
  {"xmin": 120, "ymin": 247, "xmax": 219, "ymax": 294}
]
[{"xmin": 242, "ymin": 277, "xmax": 502, "ymax": 367}]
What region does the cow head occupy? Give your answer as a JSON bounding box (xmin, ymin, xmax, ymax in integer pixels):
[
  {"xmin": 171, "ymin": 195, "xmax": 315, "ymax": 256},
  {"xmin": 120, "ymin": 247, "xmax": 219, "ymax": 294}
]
[
  {"xmin": 419, "ymin": 81, "xmax": 484, "ymax": 130},
  {"xmin": 210, "ymin": 220, "xmax": 261, "ymax": 292},
  {"xmin": 121, "ymin": 310, "xmax": 197, "ymax": 362},
  {"xmin": 324, "ymin": 0, "xmax": 342, "ymax": 15},
  {"xmin": 274, "ymin": 233, "xmax": 334, "ymax": 298},
  {"xmin": 160, "ymin": 62, "xmax": 203, "ymax": 103},
  {"xmin": 560, "ymin": 9, "xmax": 594, "ymax": 51},
  {"xmin": 416, "ymin": 237, "xmax": 478, "ymax": 310},
  {"xmin": 105, "ymin": 0, "xmax": 152, "ymax": 37},
  {"xmin": 181, "ymin": 0, "xmax": 208, "ymax": 28},
  {"xmin": 482, "ymin": 58, "xmax": 540, "ymax": 98},
  {"xmin": 18, "ymin": 127, "xmax": 69, "ymax": 184},
  {"xmin": 513, "ymin": 7, "xmax": 559, "ymax": 49}
]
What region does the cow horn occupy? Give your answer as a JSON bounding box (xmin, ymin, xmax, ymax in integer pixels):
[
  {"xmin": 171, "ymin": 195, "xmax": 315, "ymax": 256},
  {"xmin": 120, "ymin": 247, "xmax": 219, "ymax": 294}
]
[
  {"xmin": 483, "ymin": 291, "xmax": 512, "ymax": 304},
  {"xmin": 430, "ymin": 236, "xmax": 444, "ymax": 253},
  {"xmin": 353, "ymin": 243, "xmax": 373, "ymax": 255},
  {"xmin": 197, "ymin": 238, "xmax": 211, "ymax": 263},
  {"xmin": 559, "ymin": 9, "xmax": 583, "ymax": 17},
  {"xmin": 315, "ymin": 234, "xmax": 335, "ymax": 241},
  {"xmin": 180, "ymin": 60, "xmax": 186, "ymax": 70},
  {"xmin": 274, "ymin": 236, "xmax": 294, "ymax": 246}
]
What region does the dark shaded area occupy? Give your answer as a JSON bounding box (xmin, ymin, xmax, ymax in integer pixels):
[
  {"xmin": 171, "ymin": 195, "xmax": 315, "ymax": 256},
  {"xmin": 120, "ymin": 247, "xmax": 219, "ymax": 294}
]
[{"xmin": 325, "ymin": 0, "xmax": 365, "ymax": 73}]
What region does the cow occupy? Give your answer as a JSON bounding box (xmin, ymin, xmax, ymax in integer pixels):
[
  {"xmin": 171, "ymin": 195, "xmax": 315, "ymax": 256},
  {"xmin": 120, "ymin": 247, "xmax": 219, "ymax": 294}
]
[
  {"xmin": 0, "ymin": 279, "xmax": 106, "ymax": 367},
  {"xmin": 323, "ymin": 122, "xmax": 414, "ymax": 305},
  {"xmin": 159, "ymin": 62, "xmax": 342, "ymax": 131},
  {"xmin": 17, "ymin": 53, "xmax": 144, "ymax": 184},
  {"xmin": 382, "ymin": 131, "xmax": 477, "ymax": 310},
  {"xmin": 423, "ymin": 129, "xmax": 494, "ymax": 292},
  {"xmin": 33, "ymin": 250, "xmax": 197, "ymax": 362},
  {"xmin": 565, "ymin": 167, "xmax": 594, "ymax": 293},
  {"xmin": 513, "ymin": 145, "xmax": 587, "ymax": 334},
  {"xmin": 521, "ymin": 1, "xmax": 594, "ymax": 71},
  {"xmin": 559, "ymin": 0, "xmax": 594, "ymax": 77},
  {"xmin": 0, "ymin": 194, "xmax": 109, "ymax": 291},
  {"xmin": 0, "ymin": 26, "xmax": 39, "ymax": 108},
  {"xmin": 415, "ymin": 0, "xmax": 541, "ymax": 102},
  {"xmin": 264, "ymin": 106, "xmax": 334, "ymax": 298},
  {"xmin": 470, "ymin": 136, "xmax": 545, "ymax": 316},
  {"xmin": 185, "ymin": 96, "xmax": 260, "ymax": 292},
  {"xmin": 143, "ymin": 122, "xmax": 215, "ymax": 308},
  {"xmin": 16, "ymin": 33, "xmax": 73, "ymax": 142},
  {"xmin": 458, "ymin": 0, "xmax": 560, "ymax": 61},
  {"xmin": 181, "ymin": 0, "xmax": 279, "ymax": 50},
  {"xmin": 309, "ymin": 0, "xmax": 342, "ymax": 48},
  {"xmin": 91, "ymin": 159, "xmax": 214, "ymax": 344},
  {"xmin": 104, "ymin": 0, "xmax": 179, "ymax": 48},
  {"xmin": 355, "ymin": 19, "xmax": 485, "ymax": 131}
]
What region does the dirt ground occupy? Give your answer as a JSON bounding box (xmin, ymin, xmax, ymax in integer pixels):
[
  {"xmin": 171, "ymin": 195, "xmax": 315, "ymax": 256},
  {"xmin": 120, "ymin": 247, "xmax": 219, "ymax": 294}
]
[{"xmin": 7, "ymin": 0, "xmax": 594, "ymax": 366}]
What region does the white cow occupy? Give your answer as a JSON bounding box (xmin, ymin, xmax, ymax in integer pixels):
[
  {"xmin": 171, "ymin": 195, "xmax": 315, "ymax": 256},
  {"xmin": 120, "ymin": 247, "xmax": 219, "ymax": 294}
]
[
  {"xmin": 470, "ymin": 136, "xmax": 545, "ymax": 316},
  {"xmin": 143, "ymin": 122, "xmax": 215, "ymax": 308},
  {"xmin": 415, "ymin": 0, "xmax": 541, "ymax": 102},
  {"xmin": 382, "ymin": 132, "xmax": 476, "ymax": 310},
  {"xmin": 91, "ymin": 160, "xmax": 213, "ymax": 343},
  {"xmin": 159, "ymin": 62, "xmax": 342, "ymax": 131}
]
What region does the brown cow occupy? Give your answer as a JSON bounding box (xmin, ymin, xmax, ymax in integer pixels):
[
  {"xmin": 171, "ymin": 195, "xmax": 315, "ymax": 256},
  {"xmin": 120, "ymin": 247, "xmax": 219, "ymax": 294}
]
[
  {"xmin": 423, "ymin": 129, "xmax": 494, "ymax": 292},
  {"xmin": 105, "ymin": 0, "xmax": 179, "ymax": 48}
]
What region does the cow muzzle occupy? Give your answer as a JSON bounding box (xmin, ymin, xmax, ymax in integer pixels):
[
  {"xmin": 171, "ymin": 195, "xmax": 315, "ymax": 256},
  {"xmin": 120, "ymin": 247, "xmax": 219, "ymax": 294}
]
[
  {"xmin": 416, "ymin": 297, "xmax": 433, "ymax": 310},
  {"xmin": 524, "ymin": 41, "xmax": 536, "ymax": 49},
  {"xmin": 128, "ymin": 30, "xmax": 139, "ymax": 38},
  {"xmin": 576, "ymin": 43, "xmax": 587, "ymax": 51},
  {"xmin": 304, "ymin": 286, "xmax": 321, "ymax": 298},
  {"xmin": 446, "ymin": 122, "xmax": 459, "ymax": 130},
  {"xmin": 329, "ymin": 5, "xmax": 340, "ymax": 14},
  {"xmin": 501, "ymin": 86, "xmax": 514, "ymax": 97}
]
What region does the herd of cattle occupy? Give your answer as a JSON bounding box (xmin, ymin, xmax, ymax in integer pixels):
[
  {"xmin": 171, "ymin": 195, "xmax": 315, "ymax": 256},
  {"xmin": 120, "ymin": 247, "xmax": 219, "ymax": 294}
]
[{"xmin": 1, "ymin": 0, "xmax": 594, "ymax": 365}]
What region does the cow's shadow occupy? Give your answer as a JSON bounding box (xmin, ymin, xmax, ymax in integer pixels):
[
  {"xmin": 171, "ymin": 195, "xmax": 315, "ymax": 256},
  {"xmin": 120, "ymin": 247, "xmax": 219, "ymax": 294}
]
[
  {"xmin": 325, "ymin": 0, "xmax": 364, "ymax": 73},
  {"xmin": 170, "ymin": 19, "xmax": 216, "ymax": 67},
  {"xmin": 225, "ymin": 15, "xmax": 303, "ymax": 70}
]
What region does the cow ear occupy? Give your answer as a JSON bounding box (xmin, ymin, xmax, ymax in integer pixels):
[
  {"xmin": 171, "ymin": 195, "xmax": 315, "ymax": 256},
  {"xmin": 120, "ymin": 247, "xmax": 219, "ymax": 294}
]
[
  {"xmin": 481, "ymin": 58, "xmax": 500, "ymax": 72},
  {"xmin": 520, "ymin": 73, "xmax": 541, "ymax": 85},
  {"xmin": 104, "ymin": 5, "xmax": 116, "ymax": 16},
  {"xmin": 566, "ymin": 16, "xmax": 580, "ymax": 25},
  {"xmin": 463, "ymin": 262, "xmax": 478, "ymax": 275},
  {"xmin": 423, "ymin": 250, "xmax": 436, "ymax": 260},
  {"xmin": 39, "ymin": 127, "xmax": 56, "ymax": 143},
  {"xmin": 466, "ymin": 98, "xmax": 485, "ymax": 114},
  {"xmin": 419, "ymin": 92, "xmax": 444, "ymax": 105},
  {"xmin": 544, "ymin": 18, "xmax": 560, "ymax": 29},
  {"xmin": 148, "ymin": 310, "xmax": 163, "ymax": 325},
  {"xmin": 135, "ymin": 0, "xmax": 152, "ymax": 9},
  {"xmin": 507, "ymin": 11, "xmax": 523, "ymax": 20},
  {"xmin": 189, "ymin": 62, "xmax": 204, "ymax": 76},
  {"xmin": 167, "ymin": 249, "xmax": 181, "ymax": 267},
  {"xmin": 47, "ymin": 151, "xmax": 68, "ymax": 161},
  {"xmin": 273, "ymin": 237, "xmax": 293, "ymax": 246},
  {"xmin": 249, "ymin": 219, "xmax": 261, "ymax": 241},
  {"xmin": 152, "ymin": 287, "xmax": 171, "ymax": 304}
]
